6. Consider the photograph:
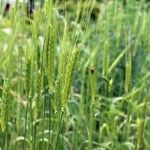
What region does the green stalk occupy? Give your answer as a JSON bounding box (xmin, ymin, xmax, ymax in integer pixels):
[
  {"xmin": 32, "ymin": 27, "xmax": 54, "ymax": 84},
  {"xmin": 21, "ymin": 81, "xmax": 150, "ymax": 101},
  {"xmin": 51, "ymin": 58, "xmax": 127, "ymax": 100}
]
[
  {"xmin": 125, "ymin": 47, "xmax": 132, "ymax": 94},
  {"xmin": 102, "ymin": 40, "xmax": 110, "ymax": 96},
  {"xmin": 42, "ymin": 75, "xmax": 48, "ymax": 150},
  {"xmin": 1, "ymin": 82, "xmax": 9, "ymax": 133},
  {"xmin": 54, "ymin": 110, "xmax": 64, "ymax": 150},
  {"xmin": 88, "ymin": 67, "xmax": 96, "ymax": 150},
  {"xmin": 125, "ymin": 34, "xmax": 132, "ymax": 141},
  {"xmin": 1, "ymin": 81, "xmax": 10, "ymax": 150},
  {"xmin": 102, "ymin": 40, "xmax": 109, "ymax": 77}
]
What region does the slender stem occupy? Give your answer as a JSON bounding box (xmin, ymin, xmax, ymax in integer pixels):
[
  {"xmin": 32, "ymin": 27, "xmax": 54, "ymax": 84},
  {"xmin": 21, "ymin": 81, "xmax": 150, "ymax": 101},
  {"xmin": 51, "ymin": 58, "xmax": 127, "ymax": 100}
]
[
  {"xmin": 48, "ymin": 93, "xmax": 52, "ymax": 150},
  {"xmin": 24, "ymin": 103, "xmax": 28, "ymax": 150},
  {"xmin": 33, "ymin": 123, "xmax": 37, "ymax": 150},
  {"xmin": 55, "ymin": 110, "xmax": 64, "ymax": 150}
]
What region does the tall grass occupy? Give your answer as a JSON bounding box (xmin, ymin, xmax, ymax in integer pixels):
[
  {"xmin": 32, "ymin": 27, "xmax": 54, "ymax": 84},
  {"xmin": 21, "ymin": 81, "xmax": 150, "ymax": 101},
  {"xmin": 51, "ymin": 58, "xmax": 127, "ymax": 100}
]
[{"xmin": 0, "ymin": 0, "xmax": 150, "ymax": 149}]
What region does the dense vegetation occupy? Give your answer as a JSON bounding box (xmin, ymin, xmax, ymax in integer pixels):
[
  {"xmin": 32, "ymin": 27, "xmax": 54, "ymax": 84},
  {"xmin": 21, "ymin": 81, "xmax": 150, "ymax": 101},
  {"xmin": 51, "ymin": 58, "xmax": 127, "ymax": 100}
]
[{"xmin": 0, "ymin": 0, "xmax": 150, "ymax": 149}]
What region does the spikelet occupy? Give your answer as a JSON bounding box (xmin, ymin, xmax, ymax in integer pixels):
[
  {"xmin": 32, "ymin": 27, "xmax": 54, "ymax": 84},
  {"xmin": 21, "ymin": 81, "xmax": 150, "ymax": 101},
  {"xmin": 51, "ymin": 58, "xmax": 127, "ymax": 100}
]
[
  {"xmin": 25, "ymin": 57, "xmax": 31, "ymax": 97},
  {"xmin": 34, "ymin": 70, "xmax": 42, "ymax": 120}
]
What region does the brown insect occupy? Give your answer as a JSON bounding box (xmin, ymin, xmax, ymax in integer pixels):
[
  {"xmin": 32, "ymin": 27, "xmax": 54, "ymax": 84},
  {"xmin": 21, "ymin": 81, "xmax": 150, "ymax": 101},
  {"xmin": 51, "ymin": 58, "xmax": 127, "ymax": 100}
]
[{"xmin": 86, "ymin": 66, "xmax": 95, "ymax": 74}]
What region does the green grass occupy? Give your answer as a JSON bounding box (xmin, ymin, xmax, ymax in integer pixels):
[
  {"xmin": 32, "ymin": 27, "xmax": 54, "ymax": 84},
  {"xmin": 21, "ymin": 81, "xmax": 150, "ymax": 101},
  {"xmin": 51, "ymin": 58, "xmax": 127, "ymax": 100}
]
[{"xmin": 0, "ymin": 0, "xmax": 150, "ymax": 149}]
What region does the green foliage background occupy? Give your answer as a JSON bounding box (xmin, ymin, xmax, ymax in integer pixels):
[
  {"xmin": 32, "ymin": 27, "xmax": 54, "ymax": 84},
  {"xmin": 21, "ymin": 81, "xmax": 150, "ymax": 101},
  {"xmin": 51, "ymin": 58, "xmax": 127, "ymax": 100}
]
[{"xmin": 0, "ymin": 0, "xmax": 150, "ymax": 149}]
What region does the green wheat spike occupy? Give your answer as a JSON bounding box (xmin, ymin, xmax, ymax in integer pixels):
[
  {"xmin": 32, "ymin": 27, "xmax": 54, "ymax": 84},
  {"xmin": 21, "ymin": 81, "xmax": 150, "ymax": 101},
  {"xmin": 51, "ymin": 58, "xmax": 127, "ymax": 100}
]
[{"xmin": 62, "ymin": 48, "xmax": 79, "ymax": 108}]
